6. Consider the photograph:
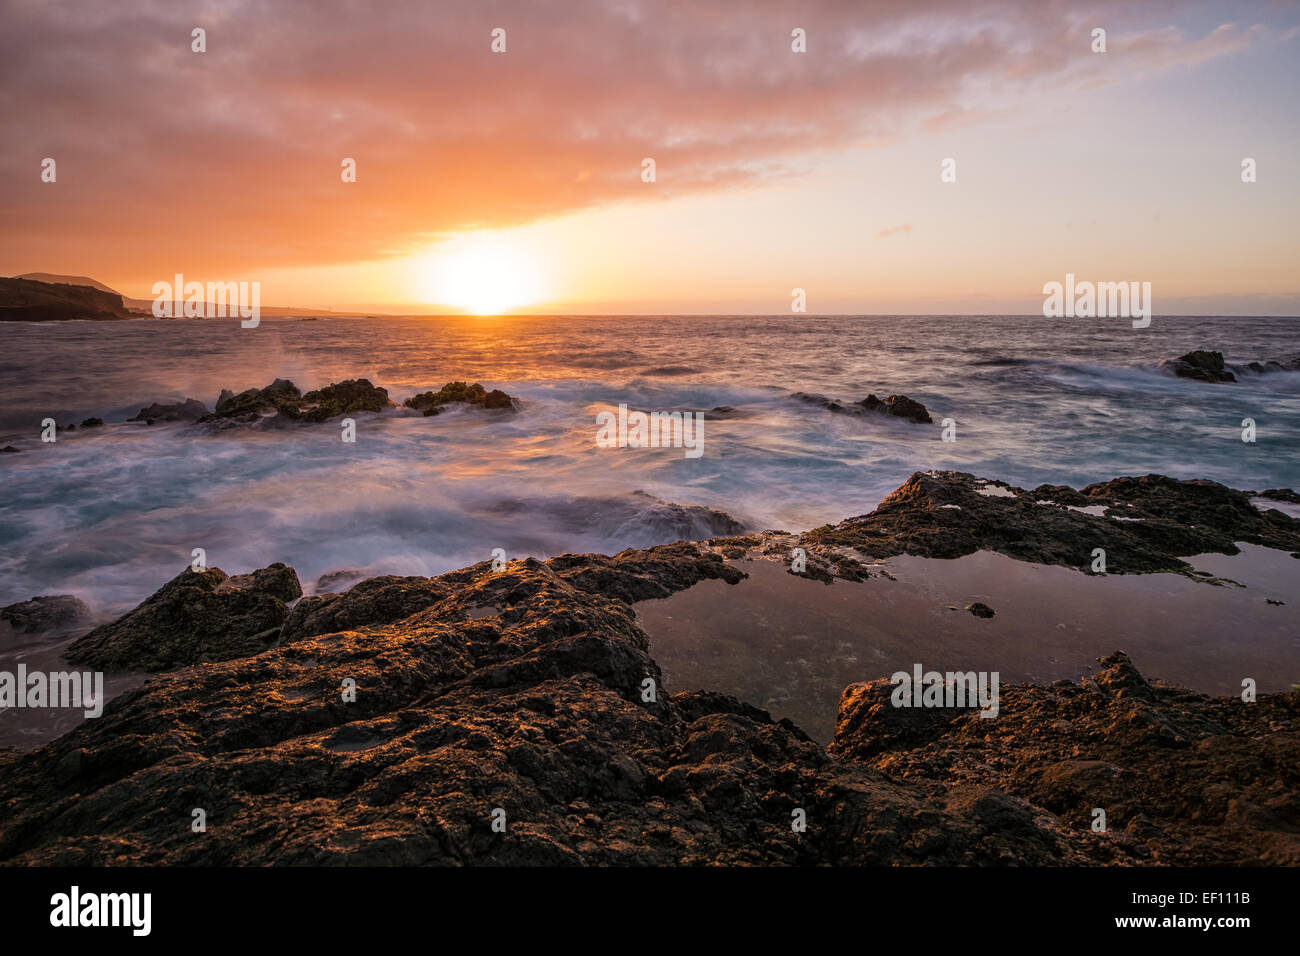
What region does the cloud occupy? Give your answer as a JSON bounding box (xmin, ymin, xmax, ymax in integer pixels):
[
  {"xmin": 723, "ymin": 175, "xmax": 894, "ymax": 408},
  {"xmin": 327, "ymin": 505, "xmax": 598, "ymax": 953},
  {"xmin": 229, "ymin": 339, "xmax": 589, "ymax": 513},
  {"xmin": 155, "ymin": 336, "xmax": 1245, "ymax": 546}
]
[
  {"xmin": 877, "ymin": 223, "xmax": 912, "ymax": 239},
  {"xmin": 0, "ymin": 0, "xmax": 1273, "ymax": 280}
]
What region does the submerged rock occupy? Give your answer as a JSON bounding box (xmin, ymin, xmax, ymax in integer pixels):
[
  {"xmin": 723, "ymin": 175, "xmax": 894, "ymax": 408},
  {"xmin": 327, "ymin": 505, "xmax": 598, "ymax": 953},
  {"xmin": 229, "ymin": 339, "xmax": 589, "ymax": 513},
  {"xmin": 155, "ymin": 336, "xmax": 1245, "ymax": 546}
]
[
  {"xmin": 791, "ymin": 391, "xmax": 932, "ymax": 423},
  {"xmin": 1239, "ymin": 356, "xmax": 1300, "ymax": 374},
  {"xmin": 65, "ymin": 563, "xmax": 302, "ymax": 671},
  {"xmin": 0, "ymin": 594, "xmax": 93, "ymax": 637},
  {"xmin": 128, "ymin": 398, "xmax": 209, "ymax": 422},
  {"xmin": 404, "ymin": 381, "xmax": 517, "ymax": 416},
  {"xmin": 1259, "ymin": 488, "xmax": 1300, "ymax": 504},
  {"xmin": 855, "ymin": 393, "xmax": 932, "ymax": 423}
]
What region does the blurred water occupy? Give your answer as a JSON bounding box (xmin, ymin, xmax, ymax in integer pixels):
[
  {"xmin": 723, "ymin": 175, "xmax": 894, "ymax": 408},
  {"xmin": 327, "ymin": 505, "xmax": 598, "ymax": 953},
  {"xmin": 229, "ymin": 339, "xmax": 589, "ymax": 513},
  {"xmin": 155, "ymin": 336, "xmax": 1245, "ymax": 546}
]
[{"xmin": 1, "ymin": 314, "xmax": 1297, "ymax": 611}]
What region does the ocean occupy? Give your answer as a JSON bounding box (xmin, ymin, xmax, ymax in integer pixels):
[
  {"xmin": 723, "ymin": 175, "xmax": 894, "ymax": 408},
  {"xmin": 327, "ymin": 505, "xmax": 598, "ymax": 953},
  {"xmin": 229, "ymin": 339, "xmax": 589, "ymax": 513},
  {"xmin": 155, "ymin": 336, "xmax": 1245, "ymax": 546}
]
[{"xmin": 2, "ymin": 313, "xmax": 1298, "ymax": 612}]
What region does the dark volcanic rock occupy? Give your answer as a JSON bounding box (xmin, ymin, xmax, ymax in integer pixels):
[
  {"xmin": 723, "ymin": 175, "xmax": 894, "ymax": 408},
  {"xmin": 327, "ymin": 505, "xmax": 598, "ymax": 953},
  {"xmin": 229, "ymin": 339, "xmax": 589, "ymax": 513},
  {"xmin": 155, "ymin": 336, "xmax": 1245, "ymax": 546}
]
[
  {"xmin": 0, "ymin": 595, "xmax": 93, "ymax": 637},
  {"xmin": 965, "ymin": 602, "xmax": 995, "ymax": 618},
  {"xmin": 78, "ymin": 417, "xmax": 103, "ymax": 428},
  {"xmin": 1259, "ymin": 488, "xmax": 1300, "ymax": 504},
  {"xmin": 128, "ymin": 398, "xmax": 209, "ymax": 422},
  {"xmin": 791, "ymin": 391, "xmax": 932, "ymax": 423},
  {"xmin": 550, "ymin": 541, "xmax": 747, "ymax": 603},
  {"xmin": 0, "ymin": 544, "xmax": 1293, "ymax": 866},
  {"xmin": 206, "ymin": 378, "xmax": 303, "ymax": 423},
  {"xmin": 314, "ymin": 569, "xmax": 368, "ymax": 592},
  {"xmin": 799, "ymin": 471, "xmax": 1300, "ymax": 575},
  {"xmin": 829, "ymin": 652, "xmax": 1300, "ymax": 865},
  {"xmin": 1158, "ymin": 350, "xmax": 1236, "ymax": 383},
  {"xmin": 1238, "ymin": 356, "xmax": 1300, "ymax": 375},
  {"xmin": 200, "ymin": 378, "xmax": 395, "ymax": 426},
  {"xmin": 404, "ymin": 381, "xmax": 517, "ymax": 416},
  {"xmin": 65, "ymin": 563, "xmax": 302, "ymax": 671},
  {"xmin": 790, "ymin": 391, "xmax": 848, "ymax": 412},
  {"xmin": 856, "ymin": 393, "xmax": 933, "ymax": 423},
  {"xmin": 281, "ymin": 574, "xmax": 449, "ymax": 643},
  {"xmin": 290, "ymin": 379, "xmax": 395, "ymax": 422}
]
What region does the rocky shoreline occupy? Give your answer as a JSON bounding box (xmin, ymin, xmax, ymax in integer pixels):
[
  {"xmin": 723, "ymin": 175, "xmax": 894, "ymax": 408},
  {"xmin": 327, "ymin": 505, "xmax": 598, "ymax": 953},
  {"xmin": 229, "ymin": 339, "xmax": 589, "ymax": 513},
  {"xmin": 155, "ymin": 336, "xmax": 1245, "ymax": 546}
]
[
  {"xmin": 1, "ymin": 471, "xmax": 1298, "ymax": 865},
  {"xmin": 2, "ymin": 377, "xmax": 520, "ymax": 441}
]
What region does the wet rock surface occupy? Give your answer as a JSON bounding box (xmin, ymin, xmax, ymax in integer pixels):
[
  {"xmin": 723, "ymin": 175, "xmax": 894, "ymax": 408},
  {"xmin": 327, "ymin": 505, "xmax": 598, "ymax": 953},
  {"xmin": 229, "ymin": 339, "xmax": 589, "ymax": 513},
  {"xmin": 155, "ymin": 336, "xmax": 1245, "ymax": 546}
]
[
  {"xmin": 1157, "ymin": 350, "xmax": 1300, "ymax": 382},
  {"xmin": 128, "ymin": 398, "xmax": 210, "ymax": 423},
  {"xmin": 793, "ymin": 471, "xmax": 1300, "ymax": 577},
  {"xmin": 791, "ymin": 391, "xmax": 933, "ymax": 423},
  {"xmin": 2, "ymin": 471, "xmax": 1297, "ymax": 865},
  {"xmin": 1158, "ymin": 350, "xmax": 1236, "ymax": 382},
  {"xmin": 403, "ymin": 381, "xmax": 518, "ymax": 415},
  {"xmin": 65, "ymin": 564, "xmax": 302, "ymax": 671},
  {"xmin": 200, "ymin": 378, "xmax": 395, "ymax": 426},
  {"xmin": 1239, "ymin": 356, "xmax": 1300, "ymax": 374},
  {"xmin": 856, "ymin": 393, "xmax": 933, "ymax": 423}
]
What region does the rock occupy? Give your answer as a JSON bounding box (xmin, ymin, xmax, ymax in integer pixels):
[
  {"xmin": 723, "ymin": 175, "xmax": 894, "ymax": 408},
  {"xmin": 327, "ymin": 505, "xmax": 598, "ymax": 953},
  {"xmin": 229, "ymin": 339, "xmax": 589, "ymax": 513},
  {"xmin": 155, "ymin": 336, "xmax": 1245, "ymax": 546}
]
[
  {"xmin": 227, "ymin": 563, "xmax": 304, "ymax": 603},
  {"xmin": 205, "ymin": 378, "xmax": 303, "ymax": 423},
  {"xmin": 289, "ymin": 379, "xmax": 395, "ymax": 423},
  {"xmin": 856, "ymin": 393, "xmax": 933, "ymax": 423},
  {"xmin": 0, "ymin": 595, "xmax": 93, "ymax": 636},
  {"xmin": 314, "ymin": 569, "xmax": 367, "ymax": 593},
  {"xmin": 1260, "ymin": 488, "xmax": 1300, "ymax": 504},
  {"xmin": 791, "ymin": 391, "xmax": 932, "ymax": 423},
  {"xmin": 1, "ymin": 445, "xmax": 19, "ymax": 453},
  {"xmin": 65, "ymin": 563, "xmax": 302, "ymax": 671},
  {"xmin": 78, "ymin": 417, "xmax": 103, "ymax": 428},
  {"xmin": 4, "ymin": 543, "xmax": 1293, "ymax": 865},
  {"xmin": 1158, "ymin": 350, "xmax": 1236, "ymax": 383},
  {"xmin": 128, "ymin": 398, "xmax": 209, "ymax": 422},
  {"xmin": 280, "ymin": 574, "xmax": 448, "ymax": 643},
  {"xmin": 200, "ymin": 378, "xmax": 395, "ymax": 426},
  {"xmin": 1237, "ymin": 356, "xmax": 1300, "ymax": 375},
  {"xmin": 796, "ymin": 471, "xmax": 1300, "ymax": 576},
  {"xmin": 965, "ymin": 602, "xmax": 995, "ymax": 618},
  {"xmin": 403, "ymin": 381, "xmax": 517, "ymax": 416},
  {"xmin": 790, "ymin": 391, "xmax": 847, "ymax": 412},
  {"xmin": 833, "ymin": 651, "xmax": 1300, "ymax": 863}
]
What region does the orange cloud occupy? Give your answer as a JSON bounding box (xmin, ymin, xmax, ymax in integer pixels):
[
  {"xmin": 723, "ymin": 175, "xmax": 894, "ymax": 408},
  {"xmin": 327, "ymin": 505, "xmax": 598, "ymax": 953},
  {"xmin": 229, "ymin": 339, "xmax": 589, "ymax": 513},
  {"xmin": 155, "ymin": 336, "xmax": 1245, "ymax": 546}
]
[{"xmin": 0, "ymin": 0, "xmax": 1271, "ymax": 286}]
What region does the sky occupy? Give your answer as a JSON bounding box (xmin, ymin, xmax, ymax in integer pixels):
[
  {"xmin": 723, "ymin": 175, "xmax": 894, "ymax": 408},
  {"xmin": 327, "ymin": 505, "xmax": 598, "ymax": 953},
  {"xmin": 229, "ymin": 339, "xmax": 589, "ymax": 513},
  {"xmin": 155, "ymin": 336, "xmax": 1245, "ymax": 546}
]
[{"xmin": 1, "ymin": 0, "xmax": 1297, "ymax": 314}]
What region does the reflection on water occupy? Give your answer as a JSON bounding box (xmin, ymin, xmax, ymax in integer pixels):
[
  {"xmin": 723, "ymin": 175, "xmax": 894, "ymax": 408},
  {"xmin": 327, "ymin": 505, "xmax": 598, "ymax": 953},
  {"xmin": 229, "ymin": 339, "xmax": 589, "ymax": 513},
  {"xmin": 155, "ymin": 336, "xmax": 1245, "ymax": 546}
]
[{"xmin": 635, "ymin": 547, "xmax": 1300, "ymax": 743}]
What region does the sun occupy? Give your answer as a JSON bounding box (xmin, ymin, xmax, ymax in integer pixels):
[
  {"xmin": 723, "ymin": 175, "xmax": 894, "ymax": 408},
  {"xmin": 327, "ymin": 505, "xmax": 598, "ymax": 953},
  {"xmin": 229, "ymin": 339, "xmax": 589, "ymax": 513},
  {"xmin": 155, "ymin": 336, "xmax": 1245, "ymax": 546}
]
[{"xmin": 418, "ymin": 235, "xmax": 544, "ymax": 314}]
